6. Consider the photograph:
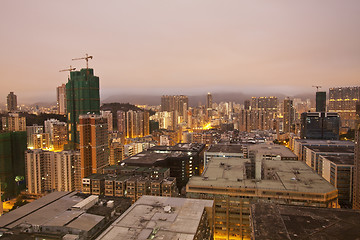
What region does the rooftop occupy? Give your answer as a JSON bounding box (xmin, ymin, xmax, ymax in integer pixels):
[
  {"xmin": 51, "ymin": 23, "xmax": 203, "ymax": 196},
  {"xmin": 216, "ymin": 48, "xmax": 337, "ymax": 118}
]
[
  {"xmin": 321, "ymin": 155, "xmax": 355, "ymax": 166},
  {"xmin": 187, "ymin": 158, "xmax": 336, "ymax": 194},
  {"xmin": 96, "ymin": 196, "xmax": 213, "ymax": 240},
  {"xmin": 305, "ymin": 145, "xmax": 354, "ymax": 154},
  {"xmin": 206, "ymin": 144, "xmax": 243, "ymax": 154},
  {"xmin": 295, "ymin": 139, "xmax": 354, "ymax": 147},
  {"xmin": 251, "ymin": 202, "xmax": 360, "ymax": 240},
  {"xmin": 248, "ymin": 144, "xmax": 297, "ymax": 159}
]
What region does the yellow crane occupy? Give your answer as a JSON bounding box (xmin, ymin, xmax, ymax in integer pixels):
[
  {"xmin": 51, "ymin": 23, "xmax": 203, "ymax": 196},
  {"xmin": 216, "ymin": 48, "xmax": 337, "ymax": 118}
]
[
  {"xmin": 59, "ymin": 65, "xmax": 76, "ymax": 72},
  {"xmin": 72, "ymin": 53, "xmax": 93, "ymax": 69}
]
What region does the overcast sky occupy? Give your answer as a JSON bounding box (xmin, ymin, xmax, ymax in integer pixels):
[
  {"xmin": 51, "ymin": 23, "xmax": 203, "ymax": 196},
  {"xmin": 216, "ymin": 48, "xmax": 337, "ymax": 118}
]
[{"xmin": 1, "ymin": 1, "xmax": 360, "ymax": 103}]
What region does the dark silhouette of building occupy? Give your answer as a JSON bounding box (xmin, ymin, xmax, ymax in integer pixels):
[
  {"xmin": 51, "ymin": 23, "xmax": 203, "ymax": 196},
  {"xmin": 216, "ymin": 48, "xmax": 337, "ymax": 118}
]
[
  {"xmin": 6, "ymin": 92, "xmax": 17, "ymax": 112},
  {"xmin": 352, "ymin": 102, "xmax": 360, "ymax": 209},
  {"xmin": 316, "ymin": 91, "xmax": 326, "ymax": 112},
  {"xmin": 300, "ymin": 112, "xmax": 340, "ymax": 140}
]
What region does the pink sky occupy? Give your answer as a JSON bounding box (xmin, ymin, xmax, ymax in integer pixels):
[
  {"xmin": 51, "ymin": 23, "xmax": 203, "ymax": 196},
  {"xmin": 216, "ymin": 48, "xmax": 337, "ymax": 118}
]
[{"xmin": 1, "ymin": 0, "xmax": 360, "ymax": 103}]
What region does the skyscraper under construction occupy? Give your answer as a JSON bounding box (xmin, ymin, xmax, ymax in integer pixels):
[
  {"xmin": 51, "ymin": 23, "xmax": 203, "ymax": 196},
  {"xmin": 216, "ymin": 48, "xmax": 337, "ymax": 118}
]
[{"xmin": 66, "ymin": 68, "xmax": 100, "ymax": 149}]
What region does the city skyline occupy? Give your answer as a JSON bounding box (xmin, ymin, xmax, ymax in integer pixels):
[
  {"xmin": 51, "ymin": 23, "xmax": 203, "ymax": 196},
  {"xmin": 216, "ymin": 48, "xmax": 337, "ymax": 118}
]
[{"xmin": 1, "ymin": 1, "xmax": 360, "ymax": 103}]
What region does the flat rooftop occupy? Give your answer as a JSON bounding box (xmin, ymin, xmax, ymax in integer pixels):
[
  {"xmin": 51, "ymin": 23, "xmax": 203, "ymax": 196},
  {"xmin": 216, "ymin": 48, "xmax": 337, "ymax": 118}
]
[
  {"xmin": 206, "ymin": 144, "xmax": 243, "ymax": 154},
  {"xmin": 305, "ymin": 145, "xmax": 354, "ymax": 154},
  {"xmin": 248, "ymin": 144, "xmax": 297, "ymax": 159},
  {"xmin": 123, "ymin": 152, "xmax": 169, "ymax": 165},
  {"xmin": 96, "ymin": 196, "xmax": 213, "ymax": 240},
  {"xmin": 251, "ymin": 202, "xmax": 360, "ymax": 240},
  {"xmin": 295, "ymin": 139, "xmax": 354, "ymax": 147},
  {"xmin": 187, "ymin": 158, "xmax": 336, "ymax": 194},
  {"xmin": 0, "ymin": 192, "xmax": 83, "ymax": 229},
  {"xmin": 321, "ymin": 155, "xmax": 355, "ymax": 166}
]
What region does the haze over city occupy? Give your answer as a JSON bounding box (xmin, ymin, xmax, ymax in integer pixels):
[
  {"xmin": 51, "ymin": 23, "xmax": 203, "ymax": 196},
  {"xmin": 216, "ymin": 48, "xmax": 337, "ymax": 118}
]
[{"xmin": 1, "ymin": 0, "xmax": 360, "ymax": 103}]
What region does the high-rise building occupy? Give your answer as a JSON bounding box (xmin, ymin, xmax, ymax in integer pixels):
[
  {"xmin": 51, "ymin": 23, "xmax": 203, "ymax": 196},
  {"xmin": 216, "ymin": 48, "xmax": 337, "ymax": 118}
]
[
  {"xmin": 316, "ymin": 91, "xmax": 326, "ymax": 112},
  {"xmin": 300, "ymin": 112, "xmax": 340, "ymax": 140},
  {"xmin": 56, "ymin": 84, "xmax": 67, "ymax": 115},
  {"xmin": 283, "ymin": 97, "xmax": 295, "ymax": 133},
  {"xmin": 101, "ymin": 110, "xmax": 113, "ymax": 132},
  {"xmin": 6, "ymin": 92, "xmax": 17, "ymax": 112},
  {"xmin": 79, "ymin": 114, "xmax": 109, "ymax": 181},
  {"xmin": 66, "ymin": 68, "xmax": 100, "ymax": 148},
  {"xmin": 52, "ymin": 122, "xmax": 67, "ymax": 151},
  {"xmin": 0, "ymin": 131, "xmax": 27, "ymax": 199},
  {"xmin": 117, "ymin": 110, "xmax": 149, "ymax": 138},
  {"xmin": 25, "ymin": 149, "xmax": 80, "ymax": 194},
  {"xmin": 161, "ymin": 95, "xmax": 189, "ymax": 117},
  {"xmin": 206, "ymin": 92, "xmax": 213, "ymax": 109},
  {"xmin": 353, "ymin": 102, "xmax": 360, "ymax": 209},
  {"xmin": 32, "ymin": 133, "xmax": 51, "ymax": 149},
  {"xmin": 2, "ymin": 113, "xmax": 26, "ymax": 131},
  {"xmin": 328, "ymin": 86, "xmax": 360, "ymax": 129}
]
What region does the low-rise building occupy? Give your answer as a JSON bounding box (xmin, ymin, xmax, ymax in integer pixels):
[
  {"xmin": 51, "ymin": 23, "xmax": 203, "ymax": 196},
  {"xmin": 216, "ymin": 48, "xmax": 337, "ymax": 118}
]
[
  {"xmin": 96, "ymin": 195, "xmax": 214, "ymax": 240},
  {"xmin": 186, "ymin": 157, "xmax": 338, "ymax": 240}
]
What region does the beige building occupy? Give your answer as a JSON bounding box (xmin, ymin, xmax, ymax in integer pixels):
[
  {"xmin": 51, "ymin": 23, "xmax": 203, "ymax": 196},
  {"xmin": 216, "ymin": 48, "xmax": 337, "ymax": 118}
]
[
  {"xmin": 186, "ymin": 157, "xmax": 338, "ymax": 240},
  {"xmin": 2, "ymin": 113, "xmax": 26, "ymax": 131},
  {"xmin": 25, "ymin": 149, "xmax": 81, "ymax": 194}
]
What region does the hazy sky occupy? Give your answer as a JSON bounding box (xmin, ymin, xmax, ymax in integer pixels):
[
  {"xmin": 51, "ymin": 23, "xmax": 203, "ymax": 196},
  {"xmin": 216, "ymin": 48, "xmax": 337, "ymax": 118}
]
[{"xmin": 1, "ymin": 1, "xmax": 360, "ymax": 103}]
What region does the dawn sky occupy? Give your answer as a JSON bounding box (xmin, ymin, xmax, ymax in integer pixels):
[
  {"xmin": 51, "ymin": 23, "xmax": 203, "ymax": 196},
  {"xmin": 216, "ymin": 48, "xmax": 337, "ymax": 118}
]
[{"xmin": 1, "ymin": 0, "xmax": 360, "ymax": 103}]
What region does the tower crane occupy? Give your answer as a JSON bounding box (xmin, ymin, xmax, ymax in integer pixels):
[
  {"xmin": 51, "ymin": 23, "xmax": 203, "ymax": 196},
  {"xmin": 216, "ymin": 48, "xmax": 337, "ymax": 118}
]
[
  {"xmin": 72, "ymin": 53, "xmax": 93, "ymax": 69},
  {"xmin": 59, "ymin": 66, "xmax": 76, "ymax": 72},
  {"xmin": 312, "ymin": 85, "xmax": 322, "ymax": 92}
]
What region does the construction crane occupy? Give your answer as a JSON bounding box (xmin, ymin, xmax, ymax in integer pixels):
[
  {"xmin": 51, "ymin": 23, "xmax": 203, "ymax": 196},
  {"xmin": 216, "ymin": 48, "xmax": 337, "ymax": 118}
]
[
  {"xmin": 72, "ymin": 53, "xmax": 93, "ymax": 69},
  {"xmin": 312, "ymin": 85, "xmax": 322, "ymax": 92},
  {"xmin": 59, "ymin": 65, "xmax": 76, "ymax": 72}
]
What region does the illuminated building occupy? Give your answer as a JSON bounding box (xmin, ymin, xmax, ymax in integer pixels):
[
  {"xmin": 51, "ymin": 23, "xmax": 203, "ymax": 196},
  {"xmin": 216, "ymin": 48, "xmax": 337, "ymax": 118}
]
[
  {"xmin": 56, "ymin": 84, "xmax": 66, "ymax": 115},
  {"xmin": 206, "ymin": 92, "xmax": 213, "ymax": 109},
  {"xmin": 300, "ymin": 112, "xmax": 340, "ymax": 140},
  {"xmin": 6, "ymin": 92, "xmax": 17, "ymax": 112},
  {"xmin": 328, "ymin": 86, "xmax": 360, "ymax": 129},
  {"xmin": 32, "ymin": 133, "xmax": 50, "ymax": 149},
  {"xmin": 66, "ymin": 68, "xmax": 100, "ymax": 148},
  {"xmin": 161, "ymin": 95, "xmax": 189, "ymax": 117},
  {"xmin": 117, "ymin": 110, "xmax": 149, "ymax": 138},
  {"xmin": 26, "ymin": 124, "xmax": 43, "ymax": 149},
  {"xmin": 187, "ymin": 157, "xmax": 338, "ymax": 240},
  {"xmin": 283, "ymin": 97, "xmax": 295, "ymax": 133},
  {"xmin": 79, "ymin": 114, "xmax": 109, "ymax": 181},
  {"xmin": 109, "ymin": 140, "xmax": 124, "ymax": 165},
  {"xmin": 2, "ymin": 113, "xmax": 26, "ymax": 131},
  {"xmin": 52, "ymin": 122, "xmax": 67, "ymax": 151}
]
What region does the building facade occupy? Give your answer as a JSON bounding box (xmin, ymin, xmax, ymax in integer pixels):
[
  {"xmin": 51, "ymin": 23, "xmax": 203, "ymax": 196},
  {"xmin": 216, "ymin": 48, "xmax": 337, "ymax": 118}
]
[
  {"xmin": 56, "ymin": 84, "xmax": 67, "ymax": 115},
  {"xmin": 79, "ymin": 114, "xmax": 109, "ymax": 180},
  {"xmin": 6, "ymin": 92, "xmax": 17, "ymax": 112},
  {"xmin": 66, "ymin": 68, "xmax": 100, "ymax": 148},
  {"xmin": 328, "ymin": 86, "xmax": 360, "ymax": 129}
]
